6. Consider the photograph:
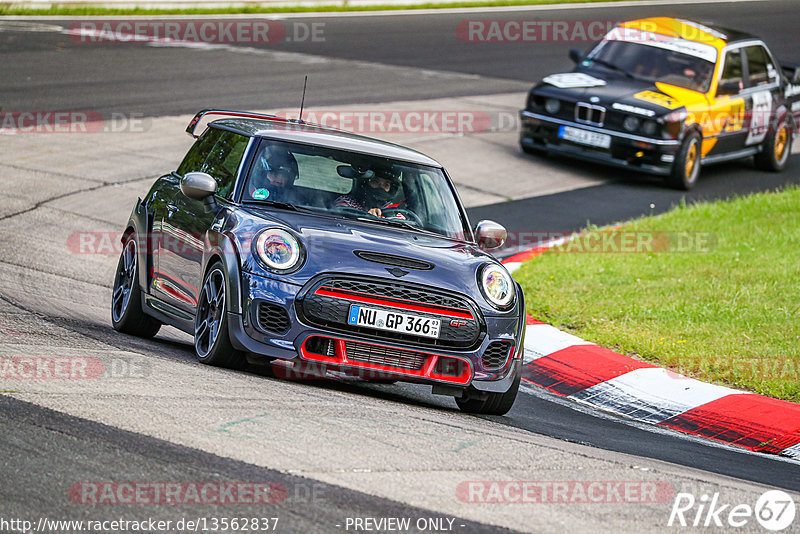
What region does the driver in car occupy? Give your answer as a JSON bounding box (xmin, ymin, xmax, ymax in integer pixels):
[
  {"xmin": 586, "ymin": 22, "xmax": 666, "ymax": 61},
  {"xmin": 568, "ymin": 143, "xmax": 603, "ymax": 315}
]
[
  {"xmin": 333, "ymin": 167, "xmax": 404, "ymax": 217},
  {"xmin": 248, "ymin": 147, "xmax": 302, "ymax": 204}
]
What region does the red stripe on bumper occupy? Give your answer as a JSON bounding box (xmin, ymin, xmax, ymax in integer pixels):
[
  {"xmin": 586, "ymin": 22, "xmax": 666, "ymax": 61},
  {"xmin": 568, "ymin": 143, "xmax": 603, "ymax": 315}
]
[
  {"xmin": 299, "ymin": 337, "xmax": 472, "ymax": 385},
  {"xmin": 314, "ymin": 287, "xmax": 474, "ymax": 320}
]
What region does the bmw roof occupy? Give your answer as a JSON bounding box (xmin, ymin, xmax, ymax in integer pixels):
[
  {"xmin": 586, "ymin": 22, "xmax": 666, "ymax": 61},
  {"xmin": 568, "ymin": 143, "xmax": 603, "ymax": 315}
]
[{"xmin": 618, "ymin": 17, "xmax": 759, "ymax": 49}]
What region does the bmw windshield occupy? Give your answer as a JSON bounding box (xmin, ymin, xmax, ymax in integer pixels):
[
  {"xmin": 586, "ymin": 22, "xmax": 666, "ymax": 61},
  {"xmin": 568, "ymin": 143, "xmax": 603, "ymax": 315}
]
[
  {"xmin": 586, "ymin": 34, "xmax": 716, "ymax": 92},
  {"xmin": 242, "ymin": 138, "xmax": 471, "ymax": 241}
]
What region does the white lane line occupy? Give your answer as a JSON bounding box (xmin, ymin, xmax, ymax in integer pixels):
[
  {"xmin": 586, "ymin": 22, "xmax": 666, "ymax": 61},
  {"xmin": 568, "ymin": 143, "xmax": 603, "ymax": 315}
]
[
  {"xmin": 523, "ymin": 323, "xmax": 593, "ymax": 363},
  {"xmin": 61, "ymin": 26, "xmax": 486, "ymax": 81},
  {"xmin": 569, "ymin": 367, "xmax": 744, "ymax": 424}
]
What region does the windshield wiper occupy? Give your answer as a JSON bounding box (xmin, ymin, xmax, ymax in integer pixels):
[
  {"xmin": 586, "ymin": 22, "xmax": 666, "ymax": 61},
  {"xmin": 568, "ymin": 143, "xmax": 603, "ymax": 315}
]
[
  {"xmin": 588, "ymin": 58, "xmax": 635, "ymax": 79},
  {"xmin": 353, "ymin": 215, "xmax": 443, "ymax": 238},
  {"xmin": 244, "ymin": 200, "xmax": 316, "ymax": 213}
]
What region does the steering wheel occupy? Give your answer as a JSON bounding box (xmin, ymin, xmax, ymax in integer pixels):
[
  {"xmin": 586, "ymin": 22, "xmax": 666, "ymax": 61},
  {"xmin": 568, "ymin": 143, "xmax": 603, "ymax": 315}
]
[{"xmin": 381, "ymin": 208, "xmax": 424, "ymax": 227}]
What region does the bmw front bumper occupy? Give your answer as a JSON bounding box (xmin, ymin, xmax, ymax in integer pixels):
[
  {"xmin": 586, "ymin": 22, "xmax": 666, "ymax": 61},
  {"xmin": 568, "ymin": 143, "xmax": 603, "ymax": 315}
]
[{"xmin": 519, "ymin": 110, "xmax": 681, "ymax": 176}]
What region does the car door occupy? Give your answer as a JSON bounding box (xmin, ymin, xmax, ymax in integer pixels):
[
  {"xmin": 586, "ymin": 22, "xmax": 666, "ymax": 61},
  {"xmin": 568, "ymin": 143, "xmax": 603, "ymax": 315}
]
[
  {"xmin": 741, "ymin": 44, "xmax": 780, "ymax": 147},
  {"xmin": 705, "ymin": 47, "xmax": 749, "ymax": 157},
  {"xmin": 155, "ymin": 127, "xmax": 250, "ymax": 314}
]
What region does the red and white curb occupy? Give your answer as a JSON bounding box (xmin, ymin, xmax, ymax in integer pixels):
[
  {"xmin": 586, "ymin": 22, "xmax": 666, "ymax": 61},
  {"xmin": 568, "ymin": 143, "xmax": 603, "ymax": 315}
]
[{"xmin": 501, "ymin": 248, "xmax": 800, "ymax": 459}]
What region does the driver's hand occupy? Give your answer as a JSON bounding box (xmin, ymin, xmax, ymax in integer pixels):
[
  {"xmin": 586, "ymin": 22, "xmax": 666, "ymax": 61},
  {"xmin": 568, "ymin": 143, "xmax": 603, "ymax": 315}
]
[{"xmin": 368, "ymin": 208, "xmax": 382, "ymax": 217}]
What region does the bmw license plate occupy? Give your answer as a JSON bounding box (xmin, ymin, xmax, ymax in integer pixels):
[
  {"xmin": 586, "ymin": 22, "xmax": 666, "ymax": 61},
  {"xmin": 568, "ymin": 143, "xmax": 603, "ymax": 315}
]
[
  {"xmin": 348, "ymin": 305, "xmax": 441, "ymax": 339},
  {"xmin": 558, "ymin": 125, "xmax": 611, "ymax": 149}
]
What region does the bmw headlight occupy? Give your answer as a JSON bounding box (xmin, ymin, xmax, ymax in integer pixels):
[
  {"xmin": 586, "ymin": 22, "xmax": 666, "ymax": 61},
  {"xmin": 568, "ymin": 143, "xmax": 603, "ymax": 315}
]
[
  {"xmin": 479, "ymin": 263, "xmax": 515, "ymax": 309},
  {"xmin": 545, "ymin": 98, "xmax": 561, "ymax": 115},
  {"xmin": 623, "ymin": 115, "xmax": 641, "ymax": 132},
  {"xmin": 254, "ymin": 228, "xmax": 302, "ymax": 272},
  {"xmin": 641, "ymin": 120, "xmax": 658, "ymax": 136}
]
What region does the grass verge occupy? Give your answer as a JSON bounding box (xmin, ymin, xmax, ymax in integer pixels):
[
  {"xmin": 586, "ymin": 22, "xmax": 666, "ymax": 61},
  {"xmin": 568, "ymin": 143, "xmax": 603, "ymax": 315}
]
[
  {"xmin": 1, "ymin": 0, "xmax": 645, "ymax": 17},
  {"xmin": 515, "ymin": 186, "xmax": 800, "ymax": 403}
]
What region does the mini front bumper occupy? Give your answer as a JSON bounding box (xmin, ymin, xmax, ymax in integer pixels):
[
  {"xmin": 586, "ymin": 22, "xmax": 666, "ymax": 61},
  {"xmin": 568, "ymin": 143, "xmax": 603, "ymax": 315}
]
[
  {"xmin": 519, "ymin": 110, "xmax": 681, "ymax": 176},
  {"xmin": 225, "ymin": 270, "xmax": 524, "ymax": 394}
]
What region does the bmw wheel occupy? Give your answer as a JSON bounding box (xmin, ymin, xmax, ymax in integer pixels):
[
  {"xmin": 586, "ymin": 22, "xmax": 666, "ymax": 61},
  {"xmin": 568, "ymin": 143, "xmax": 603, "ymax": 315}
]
[
  {"xmin": 194, "ymin": 262, "xmax": 245, "ymax": 369},
  {"xmin": 111, "ymin": 233, "xmax": 161, "ymax": 338},
  {"xmin": 754, "ymin": 115, "xmax": 792, "ymax": 171},
  {"xmin": 666, "ymin": 131, "xmax": 701, "ymax": 190}
]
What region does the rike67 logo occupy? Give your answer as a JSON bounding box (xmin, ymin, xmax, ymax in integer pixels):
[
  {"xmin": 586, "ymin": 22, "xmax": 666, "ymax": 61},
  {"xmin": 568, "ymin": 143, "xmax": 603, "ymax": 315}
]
[{"xmin": 668, "ymin": 490, "xmax": 796, "ymax": 531}]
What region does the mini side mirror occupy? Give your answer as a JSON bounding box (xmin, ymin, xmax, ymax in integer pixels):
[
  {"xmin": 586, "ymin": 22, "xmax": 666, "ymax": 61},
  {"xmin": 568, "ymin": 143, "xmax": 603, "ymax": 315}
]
[
  {"xmin": 180, "ymin": 171, "xmax": 218, "ymax": 212},
  {"xmin": 569, "ymin": 48, "xmax": 583, "ymax": 64},
  {"xmin": 475, "ymin": 220, "xmax": 507, "ymax": 250}
]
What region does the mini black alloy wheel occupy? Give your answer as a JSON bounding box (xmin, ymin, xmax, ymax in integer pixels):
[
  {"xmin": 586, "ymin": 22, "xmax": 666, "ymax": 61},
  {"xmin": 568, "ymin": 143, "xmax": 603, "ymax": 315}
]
[
  {"xmin": 112, "ymin": 238, "xmax": 136, "ymax": 323},
  {"xmin": 111, "ymin": 233, "xmax": 161, "ymax": 338},
  {"xmin": 194, "ymin": 263, "xmax": 245, "ymax": 368},
  {"xmin": 195, "ymin": 268, "xmax": 225, "ymax": 358}
]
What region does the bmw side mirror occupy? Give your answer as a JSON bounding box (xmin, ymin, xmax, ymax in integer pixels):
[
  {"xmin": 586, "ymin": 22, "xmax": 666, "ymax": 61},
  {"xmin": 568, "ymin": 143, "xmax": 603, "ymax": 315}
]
[
  {"xmin": 716, "ymin": 80, "xmax": 741, "ymax": 97},
  {"xmin": 180, "ymin": 171, "xmax": 218, "ymax": 212},
  {"xmin": 569, "ymin": 49, "xmax": 583, "ymax": 64},
  {"xmin": 475, "ymin": 220, "xmax": 507, "ymax": 250}
]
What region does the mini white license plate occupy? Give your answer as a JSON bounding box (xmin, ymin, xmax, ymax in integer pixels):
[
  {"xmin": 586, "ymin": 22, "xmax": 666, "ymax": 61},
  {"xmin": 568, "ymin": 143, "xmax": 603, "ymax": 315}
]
[
  {"xmin": 558, "ymin": 125, "xmax": 611, "ymax": 149},
  {"xmin": 348, "ymin": 305, "xmax": 441, "ymax": 339}
]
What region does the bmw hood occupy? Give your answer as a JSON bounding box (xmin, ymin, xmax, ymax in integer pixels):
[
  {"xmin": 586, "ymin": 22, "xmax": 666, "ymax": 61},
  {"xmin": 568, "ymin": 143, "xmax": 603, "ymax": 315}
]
[{"xmin": 532, "ymin": 70, "xmax": 705, "ymax": 117}]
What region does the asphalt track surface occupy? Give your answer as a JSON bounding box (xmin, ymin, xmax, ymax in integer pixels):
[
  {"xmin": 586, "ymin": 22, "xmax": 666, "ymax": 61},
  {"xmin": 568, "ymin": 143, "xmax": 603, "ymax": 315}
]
[{"xmin": 2, "ymin": 1, "xmax": 800, "ymax": 532}]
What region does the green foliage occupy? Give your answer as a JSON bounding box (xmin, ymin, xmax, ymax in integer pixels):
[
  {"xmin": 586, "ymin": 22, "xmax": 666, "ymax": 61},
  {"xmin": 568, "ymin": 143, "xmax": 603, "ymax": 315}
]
[{"xmin": 515, "ymin": 187, "xmax": 800, "ymax": 402}]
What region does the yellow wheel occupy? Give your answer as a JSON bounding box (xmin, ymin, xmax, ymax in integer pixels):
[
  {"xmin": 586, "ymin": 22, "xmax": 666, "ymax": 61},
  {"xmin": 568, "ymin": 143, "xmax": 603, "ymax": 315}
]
[
  {"xmin": 667, "ymin": 131, "xmax": 701, "ymax": 190},
  {"xmin": 684, "ymin": 140, "xmax": 698, "ymax": 180},
  {"xmin": 755, "ymin": 115, "xmax": 792, "ymax": 172}
]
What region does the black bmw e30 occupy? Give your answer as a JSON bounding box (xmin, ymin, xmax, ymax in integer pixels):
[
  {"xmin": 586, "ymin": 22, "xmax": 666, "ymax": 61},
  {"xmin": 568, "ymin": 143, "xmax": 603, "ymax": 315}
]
[
  {"xmin": 112, "ymin": 109, "xmax": 525, "ymax": 415},
  {"xmin": 520, "ymin": 17, "xmax": 800, "ymax": 189}
]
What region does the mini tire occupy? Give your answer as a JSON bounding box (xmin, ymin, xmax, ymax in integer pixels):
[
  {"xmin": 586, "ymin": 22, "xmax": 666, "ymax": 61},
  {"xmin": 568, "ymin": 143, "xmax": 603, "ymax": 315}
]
[
  {"xmin": 455, "ymin": 370, "xmax": 521, "ymax": 416},
  {"xmin": 194, "ymin": 262, "xmax": 246, "ymax": 369},
  {"xmin": 111, "ymin": 233, "xmax": 161, "ymax": 338},
  {"xmin": 754, "ymin": 115, "xmax": 792, "ymax": 171},
  {"xmin": 666, "ymin": 131, "xmax": 701, "ymax": 190}
]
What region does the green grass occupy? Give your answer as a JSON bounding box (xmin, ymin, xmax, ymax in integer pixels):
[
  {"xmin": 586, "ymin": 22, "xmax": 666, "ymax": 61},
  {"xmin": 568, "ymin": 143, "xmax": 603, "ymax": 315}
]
[
  {"xmin": 515, "ymin": 186, "xmax": 800, "ymax": 403},
  {"xmin": 0, "ymin": 0, "xmax": 645, "ymax": 17}
]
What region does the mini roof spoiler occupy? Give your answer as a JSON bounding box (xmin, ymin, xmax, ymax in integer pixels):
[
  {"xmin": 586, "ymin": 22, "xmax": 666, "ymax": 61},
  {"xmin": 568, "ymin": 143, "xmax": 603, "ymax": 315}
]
[{"xmin": 185, "ymin": 109, "xmax": 296, "ymax": 138}]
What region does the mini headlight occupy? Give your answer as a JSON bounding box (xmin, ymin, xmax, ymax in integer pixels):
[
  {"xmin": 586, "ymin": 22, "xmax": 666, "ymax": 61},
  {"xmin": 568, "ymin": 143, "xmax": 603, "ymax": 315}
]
[
  {"xmin": 545, "ymin": 98, "xmax": 561, "ymax": 114},
  {"xmin": 254, "ymin": 228, "xmax": 301, "ymax": 271},
  {"xmin": 480, "ymin": 263, "xmax": 515, "ymax": 309},
  {"xmin": 623, "ymin": 115, "xmax": 641, "ymax": 132}
]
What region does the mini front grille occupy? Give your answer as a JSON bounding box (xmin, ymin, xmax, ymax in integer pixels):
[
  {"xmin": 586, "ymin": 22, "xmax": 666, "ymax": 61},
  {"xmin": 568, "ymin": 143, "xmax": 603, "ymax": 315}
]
[
  {"xmin": 482, "ymin": 341, "xmax": 513, "ymax": 370},
  {"xmin": 299, "ymin": 276, "xmax": 484, "ymax": 349},
  {"xmin": 325, "ymin": 279, "xmax": 465, "ymax": 310},
  {"xmin": 575, "ymin": 103, "xmax": 606, "ymax": 127},
  {"xmin": 344, "ymin": 341, "xmax": 427, "ymax": 371},
  {"xmin": 257, "ymin": 302, "xmax": 291, "ymax": 334}
]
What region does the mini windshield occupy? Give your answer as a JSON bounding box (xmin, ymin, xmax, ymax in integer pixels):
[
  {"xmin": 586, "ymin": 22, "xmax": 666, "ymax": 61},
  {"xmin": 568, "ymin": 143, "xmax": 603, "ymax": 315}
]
[
  {"xmin": 587, "ymin": 39, "xmax": 715, "ymax": 92},
  {"xmin": 243, "ymin": 138, "xmax": 470, "ymax": 240}
]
